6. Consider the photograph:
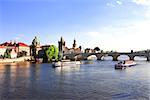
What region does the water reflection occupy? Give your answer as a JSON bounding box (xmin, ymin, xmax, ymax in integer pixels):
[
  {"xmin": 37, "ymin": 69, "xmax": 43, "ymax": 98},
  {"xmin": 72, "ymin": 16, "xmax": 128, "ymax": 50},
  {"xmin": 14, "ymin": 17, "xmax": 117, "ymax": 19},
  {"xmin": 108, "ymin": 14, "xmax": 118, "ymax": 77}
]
[
  {"xmin": 118, "ymin": 55, "xmax": 129, "ymax": 61},
  {"xmin": 134, "ymin": 56, "xmax": 147, "ymax": 61},
  {"xmin": 0, "ymin": 62, "xmax": 33, "ymax": 99},
  {"xmin": 83, "ymin": 60, "xmax": 94, "ymax": 64},
  {"xmin": 0, "ymin": 65, "xmax": 11, "ymax": 98},
  {"xmin": 0, "ymin": 60, "xmax": 149, "ymax": 100},
  {"xmin": 54, "ymin": 64, "xmax": 80, "ymax": 75},
  {"xmin": 102, "ymin": 56, "xmax": 113, "ymax": 60},
  {"xmin": 29, "ymin": 64, "xmax": 40, "ymax": 82}
]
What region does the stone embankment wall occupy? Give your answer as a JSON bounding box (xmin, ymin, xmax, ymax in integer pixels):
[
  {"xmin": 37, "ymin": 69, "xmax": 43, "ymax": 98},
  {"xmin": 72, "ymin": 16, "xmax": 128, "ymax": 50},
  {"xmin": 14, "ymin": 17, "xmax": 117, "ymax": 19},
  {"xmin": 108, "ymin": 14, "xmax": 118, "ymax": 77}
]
[{"xmin": 0, "ymin": 56, "xmax": 31, "ymax": 63}]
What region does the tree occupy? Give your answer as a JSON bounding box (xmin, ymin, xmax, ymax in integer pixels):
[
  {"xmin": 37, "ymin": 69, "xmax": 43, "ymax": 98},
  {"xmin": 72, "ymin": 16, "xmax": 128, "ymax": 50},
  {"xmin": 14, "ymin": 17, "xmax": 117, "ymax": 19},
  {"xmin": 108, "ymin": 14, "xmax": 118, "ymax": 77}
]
[
  {"xmin": 17, "ymin": 51, "xmax": 27, "ymax": 57},
  {"xmin": 85, "ymin": 48, "xmax": 91, "ymax": 53},
  {"xmin": 94, "ymin": 47, "xmax": 100, "ymax": 51},
  {"xmin": 43, "ymin": 45, "xmax": 59, "ymax": 62},
  {"xmin": 4, "ymin": 49, "xmax": 11, "ymax": 58}
]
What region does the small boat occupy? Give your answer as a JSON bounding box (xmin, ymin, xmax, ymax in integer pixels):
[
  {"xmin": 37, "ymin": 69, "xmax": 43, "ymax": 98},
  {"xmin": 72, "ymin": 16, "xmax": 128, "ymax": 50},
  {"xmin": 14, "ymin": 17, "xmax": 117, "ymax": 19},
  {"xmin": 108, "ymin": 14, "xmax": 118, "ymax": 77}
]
[
  {"xmin": 115, "ymin": 60, "xmax": 136, "ymax": 69},
  {"xmin": 52, "ymin": 60, "xmax": 81, "ymax": 67},
  {"xmin": 52, "ymin": 61, "xmax": 62, "ymax": 67}
]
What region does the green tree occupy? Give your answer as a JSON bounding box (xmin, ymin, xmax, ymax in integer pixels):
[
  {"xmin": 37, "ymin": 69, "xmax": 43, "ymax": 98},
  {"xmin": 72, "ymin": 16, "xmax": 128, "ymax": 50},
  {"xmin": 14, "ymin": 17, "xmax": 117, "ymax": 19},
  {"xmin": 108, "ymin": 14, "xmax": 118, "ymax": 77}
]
[
  {"xmin": 43, "ymin": 45, "xmax": 59, "ymax": 62},
  {"xmin": 17, "ymin": 51, "xmax": 27, "ymax": 57},
  {"xmin": 4, "ymin": 49, "xmax": 11, "ymax": 58}
]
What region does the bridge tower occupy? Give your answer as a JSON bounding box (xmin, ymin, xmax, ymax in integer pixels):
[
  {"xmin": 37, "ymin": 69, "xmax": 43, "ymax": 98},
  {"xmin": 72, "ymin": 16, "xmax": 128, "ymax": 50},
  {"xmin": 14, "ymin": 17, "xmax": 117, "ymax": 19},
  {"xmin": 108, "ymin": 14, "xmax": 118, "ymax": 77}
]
[
  {"xmin": 73, "ymin": 39, "xmax": 76, "ymax": 49},
  {"xmin": 58, "ymin": 37, "xmax": 66, "ymax": 52}
]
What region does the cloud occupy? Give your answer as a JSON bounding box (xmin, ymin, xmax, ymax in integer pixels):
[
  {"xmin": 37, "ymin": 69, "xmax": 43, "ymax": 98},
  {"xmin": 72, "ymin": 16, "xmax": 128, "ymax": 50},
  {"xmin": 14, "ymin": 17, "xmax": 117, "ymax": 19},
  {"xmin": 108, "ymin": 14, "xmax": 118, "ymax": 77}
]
[
  {"xmin": 80, "ymin": 20, "xmax": 150, "ymax": 51},
  {"xmin": 132, "ymin": 0, "xmax": 150, "ymax": 6},
  {"xmin": 131, "ymin": 0, "xmax": 150, "ymax": 18},
  {"xmin": 116, "ymin": 1, "xmax": 122, "ymax": 5},
  {"xmin": 145, "ymin": 10, "xmax": 150, "ymax": 17},
  {"xmin": 106, "ymin": 3, "xmax": 116, "ymax": 7},
  {"xmin": 86, "ymin": 32, "xmax": 101, "ymax": 37},
  {"xmin": 14, "ymin": 37, "xmax": 20, "ymax": 40},
  {"xmin": 106, "ymin": 1, "xmax": 122, "ymax": 7}
]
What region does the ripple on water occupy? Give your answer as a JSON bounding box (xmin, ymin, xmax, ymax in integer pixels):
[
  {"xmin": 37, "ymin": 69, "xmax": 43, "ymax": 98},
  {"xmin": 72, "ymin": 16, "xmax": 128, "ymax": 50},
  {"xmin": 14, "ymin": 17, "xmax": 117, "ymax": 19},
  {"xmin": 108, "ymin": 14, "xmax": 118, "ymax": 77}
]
[{"xmin": 0, "ymin": 61, "xmax": 149, "ymax": 100}]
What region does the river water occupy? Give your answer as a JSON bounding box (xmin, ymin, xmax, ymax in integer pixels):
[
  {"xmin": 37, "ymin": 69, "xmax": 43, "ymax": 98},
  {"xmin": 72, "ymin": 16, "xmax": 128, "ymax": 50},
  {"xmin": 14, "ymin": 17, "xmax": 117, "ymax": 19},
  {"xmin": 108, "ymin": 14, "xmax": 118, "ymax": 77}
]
[{"xmin": 0, "ymin": 58, "xmax": 149, "ymax": 100}]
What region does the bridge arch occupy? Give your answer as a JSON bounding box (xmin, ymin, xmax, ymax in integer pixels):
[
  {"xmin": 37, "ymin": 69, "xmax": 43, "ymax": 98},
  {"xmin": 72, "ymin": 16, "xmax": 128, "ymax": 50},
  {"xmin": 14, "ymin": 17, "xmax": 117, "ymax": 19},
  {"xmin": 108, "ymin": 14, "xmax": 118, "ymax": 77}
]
[
  {"xmin": 74, "ymin": 54, "xmax": 84, "ymax": 61},
  {"xmin": 63, "ymin": 55, "xmax": 70, "ymax": 60},
  {"xmin": 102, "ymin": 56, "xmax": 113, "ymax": 60},
  {"xmin": 117, "ymin": 55, "xmax": 130, "ymax": 61},
  {"xmin": 87, "ymin": 55, "xmax": 97, "ymax": 60},
  {"xmin": 134, "ymin": 56, "xmax": 147, "ymax": 61},
  {"xmin": 127, "ymin": 54, "xmax": 147, "ymax": 61},
  {"xmin": 107, "ymin": 53, "xmax": 120, "ymax": 61},
  {"xmin": 63, "ymin": 52, "xmax": 150, "ymax": 61}
]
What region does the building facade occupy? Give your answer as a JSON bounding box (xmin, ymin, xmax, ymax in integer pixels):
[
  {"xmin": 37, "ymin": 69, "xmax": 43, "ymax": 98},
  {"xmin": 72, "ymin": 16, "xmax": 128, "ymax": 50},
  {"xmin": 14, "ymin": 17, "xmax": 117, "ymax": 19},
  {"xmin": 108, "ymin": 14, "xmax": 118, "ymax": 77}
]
[
  {"xmin": 30, "ymin": 36, "xmax": 41, "ymax": 57},
  {"xmin": 0, "ymin": 41, "xmax": 30, "ymax": 58},
  {"xmin": 58, "ymin": 37, "xmax": 82, "ymax": 54}
]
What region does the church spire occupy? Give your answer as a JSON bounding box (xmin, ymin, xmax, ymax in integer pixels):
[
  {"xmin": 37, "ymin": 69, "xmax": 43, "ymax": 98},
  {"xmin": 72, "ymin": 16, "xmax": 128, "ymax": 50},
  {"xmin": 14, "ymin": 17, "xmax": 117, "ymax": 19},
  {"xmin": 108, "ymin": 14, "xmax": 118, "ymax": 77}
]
[{"xmin": 73, "ymin": 38, "xmax": 76, "ymax": 49}]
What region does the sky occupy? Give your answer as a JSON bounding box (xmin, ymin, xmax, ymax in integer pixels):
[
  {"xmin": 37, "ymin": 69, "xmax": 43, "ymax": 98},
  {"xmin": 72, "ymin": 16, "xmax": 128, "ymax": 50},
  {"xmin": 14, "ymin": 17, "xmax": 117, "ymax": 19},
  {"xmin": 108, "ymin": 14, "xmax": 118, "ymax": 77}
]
[{"xmin": 0, "ymin": 0, "xmax": 150, "ymax": 52}]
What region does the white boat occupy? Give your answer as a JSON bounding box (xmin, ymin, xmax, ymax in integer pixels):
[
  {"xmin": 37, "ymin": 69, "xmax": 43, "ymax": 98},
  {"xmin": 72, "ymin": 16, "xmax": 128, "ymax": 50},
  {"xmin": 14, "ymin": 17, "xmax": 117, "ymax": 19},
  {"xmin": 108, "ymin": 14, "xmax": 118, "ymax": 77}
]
[
  {"xmin": 115, "ymin": 60, "xmax": 136, "ymax": 69},
  {"xmin": 52, "ymin": 60, "xmax": 81, "ymax": 67}
]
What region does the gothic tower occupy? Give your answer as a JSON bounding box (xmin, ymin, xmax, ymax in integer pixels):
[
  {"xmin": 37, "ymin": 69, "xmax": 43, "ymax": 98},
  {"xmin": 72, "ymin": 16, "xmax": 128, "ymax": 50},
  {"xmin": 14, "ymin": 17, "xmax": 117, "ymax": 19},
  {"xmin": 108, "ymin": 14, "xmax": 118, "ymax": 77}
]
[
  {"xmin": 58, "ymin": 37, "xmax": 65, "ymax": 52},
  {"xmin": 73, "ymin": 39, "xmax": 76, "ymax": 49}
]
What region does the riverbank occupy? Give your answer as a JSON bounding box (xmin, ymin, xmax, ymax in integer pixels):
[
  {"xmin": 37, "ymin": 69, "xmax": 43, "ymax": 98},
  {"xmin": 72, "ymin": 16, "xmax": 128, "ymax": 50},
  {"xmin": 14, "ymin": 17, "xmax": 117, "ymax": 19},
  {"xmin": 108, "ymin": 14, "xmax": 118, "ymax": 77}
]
[{"xmin": 0, "ymin": 56, "xmax": 31, "ymax": 64}]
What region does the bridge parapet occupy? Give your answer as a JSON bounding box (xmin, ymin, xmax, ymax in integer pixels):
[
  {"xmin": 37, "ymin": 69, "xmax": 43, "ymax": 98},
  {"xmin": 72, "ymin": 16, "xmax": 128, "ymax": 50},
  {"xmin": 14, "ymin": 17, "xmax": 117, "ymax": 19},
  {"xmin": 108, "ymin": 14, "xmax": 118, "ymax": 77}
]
[
  {"xmin": 63, "ymin": 52, "xmax": 150, "ymax": 61},
  {"xmin": 107, "ymin": 53, "xmax": 120, "ymax": 61}
]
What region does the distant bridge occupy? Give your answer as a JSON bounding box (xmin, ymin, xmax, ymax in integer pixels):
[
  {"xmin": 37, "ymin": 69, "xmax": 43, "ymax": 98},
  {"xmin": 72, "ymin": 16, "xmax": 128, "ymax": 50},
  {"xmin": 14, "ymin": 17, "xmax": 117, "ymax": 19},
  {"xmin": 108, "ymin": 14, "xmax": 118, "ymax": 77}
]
[{"xmin": 63, "ymin": 52, "xmax": 150, "ymax": 61}]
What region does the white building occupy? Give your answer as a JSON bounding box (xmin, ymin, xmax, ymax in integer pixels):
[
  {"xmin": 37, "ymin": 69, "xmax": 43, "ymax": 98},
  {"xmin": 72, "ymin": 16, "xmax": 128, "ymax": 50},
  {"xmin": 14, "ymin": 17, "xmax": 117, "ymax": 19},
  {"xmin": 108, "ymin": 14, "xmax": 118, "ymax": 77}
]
[
  {"xmin": 0, "ymin": 41, "xmax": 30, "ymax": 57},
  {"xmin": 10, "ymin": 49, "xmax": 17, "ymax": 58},
  {"xmin": 0, "ymin": 46, "xmax": 6, "ymax": 56}
]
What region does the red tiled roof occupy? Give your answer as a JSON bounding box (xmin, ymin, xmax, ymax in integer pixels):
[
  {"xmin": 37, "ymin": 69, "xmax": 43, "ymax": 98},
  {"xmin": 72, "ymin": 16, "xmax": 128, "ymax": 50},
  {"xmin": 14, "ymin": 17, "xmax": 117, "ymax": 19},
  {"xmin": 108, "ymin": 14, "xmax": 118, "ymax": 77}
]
[
  {"xmin": 0, "ymin": 42, "xmax": 29, "ymax": 47},
  {"xmin": 18, "ymin": 42, "xmax": 29, "ymax": 47},
  {"xmin": 0, "ymin": 46, "xmax": 5, "ymax": 48},
  {"xmin": 0, "ymin": 42, "xmax": 10, "ymax": 46}
]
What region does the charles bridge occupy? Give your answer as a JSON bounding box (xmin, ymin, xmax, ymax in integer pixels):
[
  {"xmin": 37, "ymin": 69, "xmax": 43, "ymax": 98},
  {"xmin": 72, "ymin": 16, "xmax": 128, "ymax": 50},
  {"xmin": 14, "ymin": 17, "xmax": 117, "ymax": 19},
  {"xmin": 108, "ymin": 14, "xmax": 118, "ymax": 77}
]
[{"xmin": 63, "ymin": 52, "xmax": 150, "ymax": 61}]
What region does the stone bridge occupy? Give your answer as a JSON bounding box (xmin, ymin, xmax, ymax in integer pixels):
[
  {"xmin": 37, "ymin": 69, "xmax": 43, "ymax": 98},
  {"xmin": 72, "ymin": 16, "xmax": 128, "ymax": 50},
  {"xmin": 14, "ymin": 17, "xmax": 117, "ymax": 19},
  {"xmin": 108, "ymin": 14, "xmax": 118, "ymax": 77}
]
[{"xmin": 63, "ymin": 52, "xmax": 150, "ymax": 61}]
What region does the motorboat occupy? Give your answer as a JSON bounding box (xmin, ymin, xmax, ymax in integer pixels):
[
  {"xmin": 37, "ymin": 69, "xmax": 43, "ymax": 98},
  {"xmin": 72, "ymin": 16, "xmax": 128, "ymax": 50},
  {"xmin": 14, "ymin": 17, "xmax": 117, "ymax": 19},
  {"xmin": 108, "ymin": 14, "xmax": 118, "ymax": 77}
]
[
  {"xmin": 115, "ymin": 60, "xmax": 136, "ymax": 69},
  {"xmin": 52, "ymin": 60, "xmax": 81, "ymax": 67}
]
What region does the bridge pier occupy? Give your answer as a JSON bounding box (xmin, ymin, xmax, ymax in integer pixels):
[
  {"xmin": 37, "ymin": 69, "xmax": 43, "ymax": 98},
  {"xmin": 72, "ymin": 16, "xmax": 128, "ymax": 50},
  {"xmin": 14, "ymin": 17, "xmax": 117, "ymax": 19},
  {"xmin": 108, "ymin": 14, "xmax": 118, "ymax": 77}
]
[
  {"xmin": 147, "ymin": 57, "xmax": 150, "ymax": 61},
  {"xmin": 129, "ymin": 56, "xmax": 134, "ymax": 61},
  {"xmin": 113, "ymin": 57, "xmax": 118, "ymax": 61},
  {"xmin": 112, "ymin": 54, "xmax": 119, "ymax": 61},
  {"xmin": 96, "ymin": 54, "xmax": 105, "ymax": 60},
  {"xmin": 97, "ymin": 58, "xmax": 102, "ymax": 60},
  {"xmin": 83, "ymin": 57, "xmax": 88, "ymax": 60},
  {"xmin": 147, "ymin": 53, "xmax": 150, "ymax": 61},
  {"xmin": 128, "ymin": 54, "xmax": 135, "ymax": 61}
]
